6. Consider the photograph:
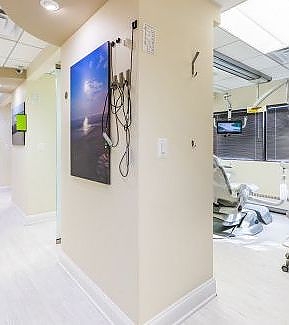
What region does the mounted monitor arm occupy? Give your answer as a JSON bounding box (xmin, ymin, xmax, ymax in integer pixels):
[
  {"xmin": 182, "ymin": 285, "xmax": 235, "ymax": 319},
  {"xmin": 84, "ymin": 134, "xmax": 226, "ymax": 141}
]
[{"xmin": 213, "ymin": 93, "xmax": 247, "ymax": 129}]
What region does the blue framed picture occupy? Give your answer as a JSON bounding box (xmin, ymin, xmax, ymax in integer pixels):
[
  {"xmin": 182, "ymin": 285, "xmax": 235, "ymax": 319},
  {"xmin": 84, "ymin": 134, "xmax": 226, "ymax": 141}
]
[{"xmin": 70, "ymin": 42, "xmax": 111, "ymax": 184}]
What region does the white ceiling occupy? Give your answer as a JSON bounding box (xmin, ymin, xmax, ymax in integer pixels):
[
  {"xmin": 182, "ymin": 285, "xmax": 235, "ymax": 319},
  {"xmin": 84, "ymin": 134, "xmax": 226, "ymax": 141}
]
[
  {"xmin": 0, "ymin": 14, "xmax": 48, "ymax": 69},
  {"xmin": 213, "ymin": 0, "xmax": 289, "ymax": 92},
  {"xmin": 1, "ymin": 0, "xmax": 288, "ymax": 95},
  {"xmin": 213, "ymin": 0, "xmax": 246, "ymax": 12},
  {"xmin": 213, "ymin": 26, "xmax": 289, "ymax": 92}
]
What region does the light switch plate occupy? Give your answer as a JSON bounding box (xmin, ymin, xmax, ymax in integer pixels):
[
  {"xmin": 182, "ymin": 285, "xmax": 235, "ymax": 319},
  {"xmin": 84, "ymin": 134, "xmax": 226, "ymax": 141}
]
[{"xmin": 158, "ymin": 138, "xmax": 168, "ymax": 158}]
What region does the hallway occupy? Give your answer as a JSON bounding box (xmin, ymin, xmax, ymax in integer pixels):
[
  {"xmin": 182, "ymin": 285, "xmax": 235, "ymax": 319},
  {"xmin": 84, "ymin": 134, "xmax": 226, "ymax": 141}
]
[{"xmin": 0, "ymin": 188, "xmax": 107, "ymax": 325}]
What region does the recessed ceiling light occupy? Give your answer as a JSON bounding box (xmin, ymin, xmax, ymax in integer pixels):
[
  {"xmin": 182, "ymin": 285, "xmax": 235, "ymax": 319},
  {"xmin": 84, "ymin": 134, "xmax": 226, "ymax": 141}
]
[{"xmin": 40, "ymin": 0, "xmax": 60, "ymax": 12}]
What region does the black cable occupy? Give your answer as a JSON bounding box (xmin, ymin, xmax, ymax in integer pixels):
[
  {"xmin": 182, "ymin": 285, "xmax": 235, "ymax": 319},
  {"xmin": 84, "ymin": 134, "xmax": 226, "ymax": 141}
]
[
  {"xmin": 102, "ymin": 22, "xmax": 136, "ymax": 177},
  {"xmin": 101, "ymin": 91, "xmax": 109, "ymax": 135}
]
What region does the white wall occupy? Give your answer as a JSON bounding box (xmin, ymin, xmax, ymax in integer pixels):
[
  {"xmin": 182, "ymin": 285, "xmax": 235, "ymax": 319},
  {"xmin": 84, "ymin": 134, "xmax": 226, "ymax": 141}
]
[
  {"xmin": 60, "ymin": 0, "xmax": 218, "ymax": 323},
  {"xmin": 138, "ymin": 0, "xmax": 218, "ymax": 322},
  {"xmin": 214, "ymin": 79, "xmax": 289, "ymax": 209},
  {"xmin": 11, "ymin": 74, "xmax": 57, "ymax": 216},
  {"xmin": 0, "ymin": 104, "xmax": 12, "ymax": 187},
  {"xmin": 60, "ymin": 0, "xmax": 139, "ymax": 322}
]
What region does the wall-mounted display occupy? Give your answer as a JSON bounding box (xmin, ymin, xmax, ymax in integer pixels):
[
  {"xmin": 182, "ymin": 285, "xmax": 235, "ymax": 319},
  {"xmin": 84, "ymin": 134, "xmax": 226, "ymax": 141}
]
[
  {"xmin": 70, "ymin": 41, "xmax": 111, "ymax": 184},
  {"xmin": 16, "ymin": 114, "xmax": 27, "ymax": 132},
  {"xmin": 12, "ymin": 102, "xmax": 26, "ymax": 146}
]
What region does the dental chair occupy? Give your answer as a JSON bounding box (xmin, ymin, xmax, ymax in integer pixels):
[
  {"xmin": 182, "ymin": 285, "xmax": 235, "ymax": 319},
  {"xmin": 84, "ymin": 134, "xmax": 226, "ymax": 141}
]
[{"xmin": 213, "ymin": 155, "xmax": 271, "ymax": 237}]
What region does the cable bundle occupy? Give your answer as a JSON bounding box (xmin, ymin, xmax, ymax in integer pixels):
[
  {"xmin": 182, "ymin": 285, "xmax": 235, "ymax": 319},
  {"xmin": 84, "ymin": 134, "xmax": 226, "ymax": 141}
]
[{"xmin": 102, "ymin": 21, "xmax": 136, "ymax": 178}]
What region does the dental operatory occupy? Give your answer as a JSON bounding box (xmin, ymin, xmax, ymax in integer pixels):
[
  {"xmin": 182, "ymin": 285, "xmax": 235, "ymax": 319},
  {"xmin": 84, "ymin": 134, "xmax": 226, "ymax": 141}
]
[{"xmin": 213, "ymin": 49, "xmax": 289, "ymax": 263}]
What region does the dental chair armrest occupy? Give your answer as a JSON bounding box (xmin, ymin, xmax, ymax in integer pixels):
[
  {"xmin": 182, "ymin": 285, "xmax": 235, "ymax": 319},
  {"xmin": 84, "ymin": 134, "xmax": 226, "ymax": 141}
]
[{"xmin": 236, "ymin": 184, "xmax": 252, "ymax": 206}]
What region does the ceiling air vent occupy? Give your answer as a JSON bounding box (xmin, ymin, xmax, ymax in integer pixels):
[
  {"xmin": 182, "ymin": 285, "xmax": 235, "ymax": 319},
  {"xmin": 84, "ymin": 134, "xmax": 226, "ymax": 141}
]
[{"xmin": 268, "ymin": 47, "xmax": 289, "ymax": 65}]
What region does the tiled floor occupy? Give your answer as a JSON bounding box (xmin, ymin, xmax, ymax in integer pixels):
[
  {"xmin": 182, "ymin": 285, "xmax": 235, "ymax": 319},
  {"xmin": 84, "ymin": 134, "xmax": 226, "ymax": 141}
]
[{"xmin": 1, "ymin": 187, "xmax": 289, "ymax": 324}]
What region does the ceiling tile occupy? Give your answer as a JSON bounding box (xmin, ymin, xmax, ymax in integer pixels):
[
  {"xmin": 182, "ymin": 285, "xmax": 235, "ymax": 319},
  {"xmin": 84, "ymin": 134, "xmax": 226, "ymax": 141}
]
[
  {"xmin": 218, "ymin": 40, "xmax": 261, "ymax": 61},
  {"xmin": 9, "ymin": 43, "xmax": 42, "ymax": 62},
  {"xmin": 0, "ymin": 38, "xmax": 15, "ymax": 57},
  {"xmin": 242, "ymin": 55, "xmax": 279, "ymax": 71},
  {"xmin": 213, "ymin": 68, "xmax": 234, "ymax": 82},
  {"xmin": 0, "ymin": 57, "xmax": 6, "ymax": 66},
  {"xmin": 19, "ymin": 31, "xmax": 48, "ymax": 49},
  {"xmin": 261, "ymin": 65, "xmax": 289, "ymax": 80},
  {"xmin": 214, "ymin": 0, "xmax": 246, "ymax": 12},
  {"xmin": 214, "ymin": 85, "xmax": 230, "ymax": 93},
  {"xmin": 215, "ymin": 77, "xmax": 253, "ymax": 90},
  {"xmin": 0, "ymin": 19, "xmax": 23, "ymax": 41},
  {"xmin": 214, "ymin": 27, "xmax": 238, "ymax": 49},
  {"xmin": 4, "ymin": 59, "xmax": 30, "ymax": 69}
]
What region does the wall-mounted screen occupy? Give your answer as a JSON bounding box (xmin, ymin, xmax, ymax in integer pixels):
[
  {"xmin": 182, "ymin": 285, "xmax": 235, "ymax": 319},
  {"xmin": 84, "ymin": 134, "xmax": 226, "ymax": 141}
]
[
  {"xmin": 16, "ymin": 114, "xmax": 27, "ymax": 132},
  {"xmin": 70, "ymin": 41, "xmax": 111, "ymax": 184},
  {"xmin": 217, "ymin": 120, "xmax": 242, "ymax": 134},
  {"xmin": 12, "ymin": 102, "xmax": 25, "ymax": 145}
]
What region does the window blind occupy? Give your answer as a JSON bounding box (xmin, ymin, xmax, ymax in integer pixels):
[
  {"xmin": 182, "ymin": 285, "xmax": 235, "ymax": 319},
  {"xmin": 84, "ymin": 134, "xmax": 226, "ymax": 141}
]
[
  {"xmin": 213, "ymin": 109, "xmax": 265, "ymax": 161},
  {"xmin": 266, "ymin": 104, "xmax": 289, "ymax": 162}
]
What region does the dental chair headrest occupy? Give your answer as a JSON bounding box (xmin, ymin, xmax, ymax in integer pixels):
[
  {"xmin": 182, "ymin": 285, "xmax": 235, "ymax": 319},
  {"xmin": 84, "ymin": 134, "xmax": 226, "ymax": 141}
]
[{"xmin": 213, "ymin": 155, "xmax": 233, "ymax": 195}]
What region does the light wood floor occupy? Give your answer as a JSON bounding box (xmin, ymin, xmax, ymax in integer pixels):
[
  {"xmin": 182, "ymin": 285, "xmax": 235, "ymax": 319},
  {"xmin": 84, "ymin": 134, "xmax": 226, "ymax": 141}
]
[{"xmin": 1, "ymin": 188, "xmax": 289, "ymax": 324}]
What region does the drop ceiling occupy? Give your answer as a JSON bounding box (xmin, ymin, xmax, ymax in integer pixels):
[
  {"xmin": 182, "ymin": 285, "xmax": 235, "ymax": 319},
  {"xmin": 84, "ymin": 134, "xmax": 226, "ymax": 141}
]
[
  {"xmin": 213, "ymin": 27, "xmax": 289, "ymax": 92},
  {"xmin": 1, "ymin": 0, "xmax": 288, "ymax": 96},
  {"xmin": 214, "ymin": 1, "xmax": 289, "ymax": 92},
  {"xmin": 0, "ymin": 9, "xmax": 48, "ymax": 106},
  {"xmin": 0, "ymin": 24, "xmax": 48, "ymax": 70}
]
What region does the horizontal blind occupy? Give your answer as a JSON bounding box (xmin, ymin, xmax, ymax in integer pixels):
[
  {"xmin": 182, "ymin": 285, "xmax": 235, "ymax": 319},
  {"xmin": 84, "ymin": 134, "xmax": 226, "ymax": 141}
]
[
  {"xmin": 266, "ymin": 104, "xmax": 289, "ymax": 162},
  {"xmin": 213, "ymin": 109, "xmax": 264, "ymax": 161}
]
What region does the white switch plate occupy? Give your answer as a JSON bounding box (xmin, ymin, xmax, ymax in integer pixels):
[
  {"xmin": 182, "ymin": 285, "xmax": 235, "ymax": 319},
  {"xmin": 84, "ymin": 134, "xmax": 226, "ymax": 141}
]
[{"xmin": 158, "ymin": 138, "xmax": 168, "ymax": 158}]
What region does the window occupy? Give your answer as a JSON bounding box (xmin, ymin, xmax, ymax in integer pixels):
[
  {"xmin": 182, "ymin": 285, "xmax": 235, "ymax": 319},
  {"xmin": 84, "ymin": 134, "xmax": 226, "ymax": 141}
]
[
  {"xmin": 266, "ymin": 104, "xmax": 289, "ymax": 162},
  {"xmin": 213, "ymin": 109, "xmax": 265, "ymax": 161}
]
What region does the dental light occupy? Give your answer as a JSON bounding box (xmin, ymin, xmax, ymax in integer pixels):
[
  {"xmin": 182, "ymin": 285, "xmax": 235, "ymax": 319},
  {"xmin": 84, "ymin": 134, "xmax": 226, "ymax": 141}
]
[{"xmin": 213, "ymin": 50, "xmax": 272, "ymax": 83}]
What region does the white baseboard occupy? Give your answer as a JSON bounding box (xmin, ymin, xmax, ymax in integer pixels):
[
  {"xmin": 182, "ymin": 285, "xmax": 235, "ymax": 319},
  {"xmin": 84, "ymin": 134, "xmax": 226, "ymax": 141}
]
[
  {"xmin": 24, "ymin": 211, "xmax": 56, "ymax": 226},
  {"xmin": 0, "ymin": 186, "xmax": 11, "ymax": 191},
  {"xmin": 57, "ymin": 248, "xmax": 134, "ymax": 325},
  {"xmin": 145, "ymin": 278, "xmax": 217, "ymax": 325},
  {"xmin": 12, "ymin": 202, "xmax": 56, "ymax": 226},
  {"xmin": 58, "ymin": 249, "xmax": 216, "ymax": 325},
  {"xmin": 13, "ymin": 204, "xmax": 26, "ymax": 218}
]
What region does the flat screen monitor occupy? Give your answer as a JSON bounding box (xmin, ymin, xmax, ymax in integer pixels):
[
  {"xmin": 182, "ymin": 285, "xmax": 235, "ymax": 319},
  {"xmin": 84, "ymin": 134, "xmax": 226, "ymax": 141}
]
[
  {"xmin": 16, "ymin": 114, "xmax": 27, "ymax": 132},
  {"xmin": 217, "ymin": 120, "xmax": 242, "ymax": 134}
]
